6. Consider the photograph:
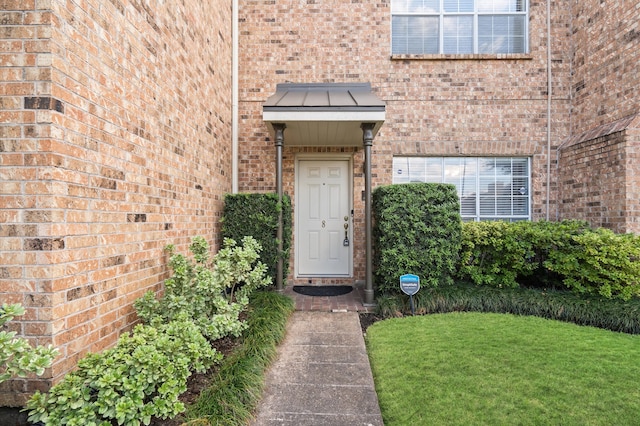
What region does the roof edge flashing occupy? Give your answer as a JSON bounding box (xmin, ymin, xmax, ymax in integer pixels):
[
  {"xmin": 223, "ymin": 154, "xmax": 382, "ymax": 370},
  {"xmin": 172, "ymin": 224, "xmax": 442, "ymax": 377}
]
[
  {"xmin": 263, "ymin": 110, "xmax": 385, "ymax": 122},
  {"xmin": 274, "ymin": 82, "xmax": 372, "ymax": 91}
]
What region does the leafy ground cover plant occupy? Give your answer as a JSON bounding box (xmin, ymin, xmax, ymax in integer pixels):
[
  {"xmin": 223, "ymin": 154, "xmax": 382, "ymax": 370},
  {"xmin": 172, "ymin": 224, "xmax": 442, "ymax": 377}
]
[
  {"xmin": 458, "ymin": 220, "xmax": 640, "ymax": 300},
  {"xmin": 1, "ymin": 304, "xmax": 58, "ymax": 384},
  {"xmin": 135, "ymin": 236, "xmax": 272, "ymax": 340},
  {"xmin": 26, "ymin": 236, "xmax": 272, "ymax": 425},
  {"xmin": 27, "ymin": 319, "xmax": 219, "ymax": 426}
]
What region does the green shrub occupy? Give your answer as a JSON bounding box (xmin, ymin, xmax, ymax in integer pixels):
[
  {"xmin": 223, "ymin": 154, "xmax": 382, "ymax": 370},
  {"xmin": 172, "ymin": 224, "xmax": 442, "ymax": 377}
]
[
  {"xmin": 458, "ymin": 221, "xmax": 533, "ymax": 288},
  {"xmin": 373, "ymin": 183, "xmax": 462, "ymax": 294},
  {"xmin": 546, "ymin": 228, "xmax": 640, "ymax": 300},
  {"xmin": 458, "ymin": 220, "xmax": 640, "ymax": 300},
  {"xmin": 513, "ymin": 220, "xmax": 591, "ymax": 288},
  {"xmin": 184, "ymin": 291, "xmax": 295, "ymax": 425},
  {"xmin": 221, "ymin": 193, "xmax": 292, "ymax": 286},
  {"xmin": 135, "ymin": 236, "xmax": 272, "ymax": 340},
  {"xmin": 1, "ymin": 304, "xmax": 58, "ymax": 384},
  {"xmin": 26, "ymin": 319, "xmax": 220, "ymax": 426},
  {"xmin": 457, "ymin": 220, "xmax": 591, "ymax": 288},
  {"xmin": 27, "ymin": 236, "xmax": 271, "ymax": 425}
]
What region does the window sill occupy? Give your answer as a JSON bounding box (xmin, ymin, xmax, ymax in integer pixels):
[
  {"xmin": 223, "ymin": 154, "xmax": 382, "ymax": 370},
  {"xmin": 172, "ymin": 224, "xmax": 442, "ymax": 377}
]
[{"xmin": 390, "ymin": 53, "xmax": 533, "ymax": 61}]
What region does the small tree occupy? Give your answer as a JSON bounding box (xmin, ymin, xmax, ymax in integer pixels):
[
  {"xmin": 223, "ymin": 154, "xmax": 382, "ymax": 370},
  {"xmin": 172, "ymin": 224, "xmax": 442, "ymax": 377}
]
[{"xmin": 1, "ymin": 303, "xmax": 58, "ymax": 384}]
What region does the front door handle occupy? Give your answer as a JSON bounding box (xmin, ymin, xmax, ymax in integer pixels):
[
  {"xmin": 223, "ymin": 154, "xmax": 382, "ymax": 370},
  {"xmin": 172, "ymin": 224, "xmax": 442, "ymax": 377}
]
[{"xmin": 343, "ymin": 217, "xmax": 349, "ymax": 246}]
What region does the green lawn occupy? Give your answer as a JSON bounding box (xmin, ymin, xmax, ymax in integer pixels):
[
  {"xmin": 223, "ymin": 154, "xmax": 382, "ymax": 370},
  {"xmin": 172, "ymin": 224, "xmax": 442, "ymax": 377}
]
[{"xmin": 366, "ymin": 312, "xmax": 640, "ymax": 425}]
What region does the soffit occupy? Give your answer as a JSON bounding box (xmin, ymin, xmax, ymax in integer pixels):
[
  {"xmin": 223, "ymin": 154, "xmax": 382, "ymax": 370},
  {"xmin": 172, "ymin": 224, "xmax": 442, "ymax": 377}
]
[{"xmin": 263, "ymin": 83, "xmax": 386, "ymax": 146}]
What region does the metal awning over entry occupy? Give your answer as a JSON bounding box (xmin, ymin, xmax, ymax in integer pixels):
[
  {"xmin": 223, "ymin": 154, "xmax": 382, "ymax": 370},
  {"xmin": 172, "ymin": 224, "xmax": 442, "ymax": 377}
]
[
  {"xmin": 263, "ymin": 83, "xmax": 385, "ymax": 146},
  {"xmin": 263, "ymin": 83, "xmax": 385, "ymax": 306}
]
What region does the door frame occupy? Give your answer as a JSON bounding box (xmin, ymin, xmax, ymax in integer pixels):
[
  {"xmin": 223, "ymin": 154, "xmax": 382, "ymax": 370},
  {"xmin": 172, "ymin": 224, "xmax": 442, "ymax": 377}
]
[{"xmin": 294, "ymin": 153, "xmax": 354, "ymax": 279}]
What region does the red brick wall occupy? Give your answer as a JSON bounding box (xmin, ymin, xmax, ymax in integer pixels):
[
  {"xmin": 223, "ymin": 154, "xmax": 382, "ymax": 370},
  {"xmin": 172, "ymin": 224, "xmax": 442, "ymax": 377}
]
[
  {"xmin": 559, "ymin": 131, "xmax": 627, "ymax": 232},
  {"xmin": 556, "ymin": 0, "xmax": 640, "ymax": 232},
  {"xmin": 558, "ymin": 116, "xmax": 640, "ymax": 233},
  {"xmin": 569, "ymin": 0, "xmax": 640, "ymax": 133},
  {"xmin": 625, "ymin": 125, "xmax": 640, "ymax": 233},
  {"xmin": 238, "ymin": 0, "xmax": 573, "ymax": 282},
  {"xmin": 0, "ymin": 0, "xmax": 232, "ymax": 406}
]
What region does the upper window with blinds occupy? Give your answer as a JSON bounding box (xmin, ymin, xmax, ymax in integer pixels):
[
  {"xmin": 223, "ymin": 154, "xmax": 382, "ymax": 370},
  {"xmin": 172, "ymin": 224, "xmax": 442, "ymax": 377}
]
[{"xmin": 391, "ymin": 0, "xmax": 528, "ymax": 55}]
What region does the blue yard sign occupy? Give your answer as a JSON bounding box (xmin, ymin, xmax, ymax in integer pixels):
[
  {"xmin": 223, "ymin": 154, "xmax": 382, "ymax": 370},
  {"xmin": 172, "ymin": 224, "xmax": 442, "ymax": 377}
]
[{"xmin": 399, "ymin": 274, "xmax": 420, "ymax": 315}]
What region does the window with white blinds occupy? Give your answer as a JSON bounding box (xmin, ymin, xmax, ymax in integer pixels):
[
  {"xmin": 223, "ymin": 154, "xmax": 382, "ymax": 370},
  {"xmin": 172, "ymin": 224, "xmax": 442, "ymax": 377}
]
[
  {"xmin": 392, "ymin": 0, "xmax": 528, "ymax": 55},
  {"xmin": 392, "ymin": 157, "xmax": 530, "ymax": 221}
]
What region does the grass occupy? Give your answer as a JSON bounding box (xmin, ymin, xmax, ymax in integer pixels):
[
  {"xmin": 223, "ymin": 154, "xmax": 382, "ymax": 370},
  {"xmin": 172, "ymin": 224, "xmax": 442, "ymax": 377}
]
[
  {"xmin": 377, "ymin": 283, "xmax": 640, "ymax": 334},
  {"xmin": 366, "ymin": 312, "xmax": 640, "ymax": 425},
  {"xmin": 183, "ymin": 290, "xmax": 294, "ymax": 426}
]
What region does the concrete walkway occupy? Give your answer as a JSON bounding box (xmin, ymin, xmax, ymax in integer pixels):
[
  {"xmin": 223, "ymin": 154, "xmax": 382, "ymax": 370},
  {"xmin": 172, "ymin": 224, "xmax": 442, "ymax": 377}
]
[{"xmin": 250, "ymin": 311, "xmax": 384, "ymax": 426}]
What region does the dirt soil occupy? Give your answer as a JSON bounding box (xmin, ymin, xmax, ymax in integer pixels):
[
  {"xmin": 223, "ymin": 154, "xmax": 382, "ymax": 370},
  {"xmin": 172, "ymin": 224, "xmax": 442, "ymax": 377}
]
[{"xmin": 359, "ymin": 312, "xmax": 382, "ymax": 334}]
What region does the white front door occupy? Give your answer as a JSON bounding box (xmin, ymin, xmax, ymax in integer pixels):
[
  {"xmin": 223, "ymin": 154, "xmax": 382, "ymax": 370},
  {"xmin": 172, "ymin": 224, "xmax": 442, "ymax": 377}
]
[{"xmin": 297, "ymin": 159, "xmax": 351, "ymax": 277}]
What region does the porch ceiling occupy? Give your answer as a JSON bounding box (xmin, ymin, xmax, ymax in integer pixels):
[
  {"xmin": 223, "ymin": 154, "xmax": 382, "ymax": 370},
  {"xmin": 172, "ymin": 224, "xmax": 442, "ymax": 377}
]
[{"xmin": 263, "ymin": 83, "xmax": 385, "ymax": 146}]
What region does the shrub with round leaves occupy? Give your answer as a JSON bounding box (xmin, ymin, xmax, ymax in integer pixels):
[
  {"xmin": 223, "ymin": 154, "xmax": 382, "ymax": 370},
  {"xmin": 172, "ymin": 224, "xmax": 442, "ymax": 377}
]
[{"xmin": 1, "ymin": 303, "xmax": 58, "ymax": 384}]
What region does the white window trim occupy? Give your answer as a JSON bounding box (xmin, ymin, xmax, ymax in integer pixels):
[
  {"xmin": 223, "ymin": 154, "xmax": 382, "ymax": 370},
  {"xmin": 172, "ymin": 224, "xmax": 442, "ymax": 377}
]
[
  {"xmin": 392, "ymin": 156, "xmax": 532, "ymax": 222},
  {"xmin": 391, "ymin": 0, "xmax": 529, "ymax": 56}
]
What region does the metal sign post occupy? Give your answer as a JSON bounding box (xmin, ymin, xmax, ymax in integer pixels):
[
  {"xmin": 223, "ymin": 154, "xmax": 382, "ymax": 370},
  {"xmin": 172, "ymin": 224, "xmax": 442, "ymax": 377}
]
[{"xmin": 399, "ymin": 274, "xmax": 420, "ymax": 316}]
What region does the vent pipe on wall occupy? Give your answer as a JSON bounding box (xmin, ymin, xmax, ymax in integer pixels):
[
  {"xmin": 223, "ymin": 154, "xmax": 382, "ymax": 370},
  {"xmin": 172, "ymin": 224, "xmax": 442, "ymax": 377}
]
[
  {"xmin": 546, "ymin": 0, "xmax": 552, "ymax": 220},
  {"xmin": 232, "ymin": 0, "xmax": 239, "ymax": 193}
]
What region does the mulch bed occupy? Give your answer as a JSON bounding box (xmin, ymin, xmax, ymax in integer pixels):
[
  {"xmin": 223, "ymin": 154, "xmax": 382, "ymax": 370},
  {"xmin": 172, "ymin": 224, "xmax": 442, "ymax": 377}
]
[{"xmin": 359, "ymin": 313, "xmax": 382, "ymax": 334}]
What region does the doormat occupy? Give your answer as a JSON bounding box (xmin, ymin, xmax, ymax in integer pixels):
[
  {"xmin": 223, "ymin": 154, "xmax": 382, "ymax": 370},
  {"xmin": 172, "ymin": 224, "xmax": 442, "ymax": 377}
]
[{"xmin": 292, "ymin": 285, "xmax": 353, "ymax": 297}]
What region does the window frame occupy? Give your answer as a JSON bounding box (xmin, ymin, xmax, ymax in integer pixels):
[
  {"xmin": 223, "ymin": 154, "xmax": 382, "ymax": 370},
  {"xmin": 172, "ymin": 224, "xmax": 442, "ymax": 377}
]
[
  {"xmin": 391, "ymin": 0, "xmax": 529, "ymax": 56},
  {"xmin": 392, "ymin": 156, "xmax": 532, "ymax": 222}
]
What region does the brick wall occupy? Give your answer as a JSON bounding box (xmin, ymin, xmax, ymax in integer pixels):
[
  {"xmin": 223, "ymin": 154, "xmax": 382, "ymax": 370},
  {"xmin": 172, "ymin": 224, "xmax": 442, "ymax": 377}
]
[
  {"xmin": 556, "ymin": 0, "xmax": 640, "ymax": 231},
  {"xmin": 559, "ymin": 129, "xmax": 627, "ymax": 232},
  {"xmin": 238, "ymin": 0, "xmax": 572, "ymax": 282},
  {"xmin": 625, "ymin": 125, "xmax": 640, "ymax": 233},
  {"xmin": 559, "ymin": 115, "xmax": 640, "ymax": 233},
  {"xmin": 0, "ymin": 0, "xmax": 232, "ymax": 406},
  {"xmin": 570, "ymin": 0, "xmax": 640, "ymax": 133}
]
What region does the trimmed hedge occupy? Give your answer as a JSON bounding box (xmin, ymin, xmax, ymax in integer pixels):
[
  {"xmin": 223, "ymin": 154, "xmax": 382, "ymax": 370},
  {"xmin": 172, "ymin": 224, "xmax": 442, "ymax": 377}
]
[
  {"xmin": 373, "ymin": 183, "xmax": 462, "ymax": 294},
  {"xmin": 458, "ymin": 220, "xmax": 640, "ymax": 300},
  {"xmin": 221, "ymin": 193, "xmax": 292, "ymax": 286},
  {"xmin": 457, "ymin": 220, "xmax": 590, "ymax": 289}
]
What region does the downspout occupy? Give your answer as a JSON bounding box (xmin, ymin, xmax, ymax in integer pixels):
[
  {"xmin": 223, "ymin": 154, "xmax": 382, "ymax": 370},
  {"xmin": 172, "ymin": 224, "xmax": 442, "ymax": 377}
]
[
  {"xmin": 545, "ymin": 0, "xmax": 552, "ymax": 220},
  {"xmin": 232, "ymin": 0, "xmax": 239, "ymax": 193}
]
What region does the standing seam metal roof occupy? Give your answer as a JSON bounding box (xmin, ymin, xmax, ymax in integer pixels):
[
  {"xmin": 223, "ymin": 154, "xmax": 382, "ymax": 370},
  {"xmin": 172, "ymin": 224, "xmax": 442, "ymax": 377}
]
[{"xmin": 263, "ymin": 83, "xmax": 385, "ymax": 111}]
